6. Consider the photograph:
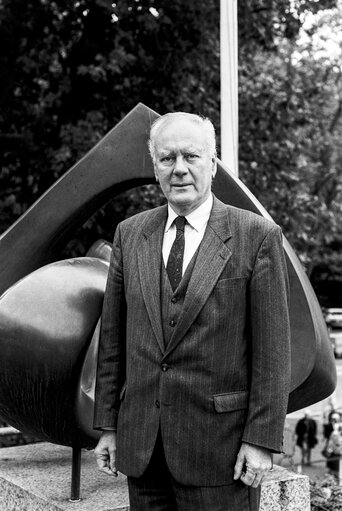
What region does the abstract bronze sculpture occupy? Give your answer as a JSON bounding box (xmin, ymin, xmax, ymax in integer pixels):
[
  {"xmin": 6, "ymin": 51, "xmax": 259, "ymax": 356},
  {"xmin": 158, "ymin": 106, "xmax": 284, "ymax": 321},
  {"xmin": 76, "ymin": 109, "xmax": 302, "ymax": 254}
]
[{"xmin": 0, "ymin": 103, "xmax": 336, "ymax": 496}]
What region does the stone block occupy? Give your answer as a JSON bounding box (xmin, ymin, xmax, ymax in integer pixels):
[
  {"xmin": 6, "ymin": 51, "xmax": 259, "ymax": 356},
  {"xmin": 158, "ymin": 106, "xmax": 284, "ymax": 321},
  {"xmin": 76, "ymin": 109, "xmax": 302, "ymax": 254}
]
[
  {"xmin": 0, "ymin": 443, "xmax": 310, "ymax": 510},
  {"xmin": 261, "ymin": 465, "xmax": 310, "ymax": 511},
  {"xmin": 0, "ymin": 443, "xmax": 129, "ymax": 510}
]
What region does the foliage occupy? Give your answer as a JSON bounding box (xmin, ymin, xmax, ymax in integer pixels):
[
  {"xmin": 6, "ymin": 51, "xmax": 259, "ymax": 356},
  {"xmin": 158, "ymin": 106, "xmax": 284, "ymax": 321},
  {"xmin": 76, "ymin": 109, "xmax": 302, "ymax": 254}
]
[
  {"xmin": 310, "ymin": 474, "xmax": 342, "ymax": 510},
  {"xmin": 0, "ymin": 0, "xmax": 341, "ymax": 303},
  {"xmin": 0, "ymin": 0, "xmax": 219, "ymax": 242},
  {"xmin": 238, "ymin": 0, "xmax": 342, "ymax": 301}
]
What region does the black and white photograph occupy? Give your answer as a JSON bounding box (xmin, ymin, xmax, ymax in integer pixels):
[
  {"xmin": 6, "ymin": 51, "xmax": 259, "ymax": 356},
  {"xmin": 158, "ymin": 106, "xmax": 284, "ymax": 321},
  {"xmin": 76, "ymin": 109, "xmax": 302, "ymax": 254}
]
[{"xmin": 0, "ymin": 1, "xmax": 342, "ymax": 510}]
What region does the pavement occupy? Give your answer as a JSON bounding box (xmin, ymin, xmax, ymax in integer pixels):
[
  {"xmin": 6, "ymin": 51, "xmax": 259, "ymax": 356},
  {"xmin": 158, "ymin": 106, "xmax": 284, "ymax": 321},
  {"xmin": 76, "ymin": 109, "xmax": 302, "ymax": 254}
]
[{"xmin": 273, "ymin": 359, "xmax": 342, "ymax": 482}]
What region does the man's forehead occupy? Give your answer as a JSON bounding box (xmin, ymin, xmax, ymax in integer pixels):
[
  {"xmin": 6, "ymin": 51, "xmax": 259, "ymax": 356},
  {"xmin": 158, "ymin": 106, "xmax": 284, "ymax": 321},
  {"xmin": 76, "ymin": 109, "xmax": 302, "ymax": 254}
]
[
  {"xmin": 155, "ymin": 120, "xmax": 207, "ymax": 148},
  {"xmin": 157, "ymin": 117, "xmax": 203, "ymax": 135},
  {"xmin": 156, "ymin": 142, "xmax": 204, "ymax": 155}
]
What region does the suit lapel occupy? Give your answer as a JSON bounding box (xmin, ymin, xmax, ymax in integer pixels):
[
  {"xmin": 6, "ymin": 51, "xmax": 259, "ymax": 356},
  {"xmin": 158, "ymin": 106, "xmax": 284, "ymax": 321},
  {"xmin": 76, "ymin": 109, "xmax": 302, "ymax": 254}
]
[
  {"xmin": 164, "ymin": 198, "xmax": 232, "ymax": 357},
  {"xmin": 137, "ymin": 206, "xmax": 167, "ymax": 354}
]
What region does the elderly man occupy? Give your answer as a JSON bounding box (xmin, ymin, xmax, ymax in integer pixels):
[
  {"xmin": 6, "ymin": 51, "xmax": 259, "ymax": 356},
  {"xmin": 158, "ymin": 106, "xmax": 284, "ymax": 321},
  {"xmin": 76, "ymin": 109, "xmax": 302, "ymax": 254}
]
[{"xmin": 93, "ymin": 112, "xmax": 291, "ymax": 511}]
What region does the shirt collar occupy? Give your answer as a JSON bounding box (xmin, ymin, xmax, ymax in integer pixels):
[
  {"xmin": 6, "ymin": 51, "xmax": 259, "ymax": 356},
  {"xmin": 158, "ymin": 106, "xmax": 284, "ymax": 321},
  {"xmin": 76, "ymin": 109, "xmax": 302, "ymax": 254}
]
[{"xmin": 165, "ymin": 194, "xmax": 213, "ymax": 233}]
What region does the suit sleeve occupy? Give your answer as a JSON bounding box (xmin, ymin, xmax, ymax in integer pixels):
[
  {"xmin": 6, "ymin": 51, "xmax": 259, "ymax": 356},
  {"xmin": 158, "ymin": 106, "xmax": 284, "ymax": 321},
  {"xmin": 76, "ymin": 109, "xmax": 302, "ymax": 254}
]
[
  {"xmin": 242, "ymin": 224, "xmax": 291, "ymax": 453},
  {"xmin": 93, "ymin": 224, "xmax": 126, "ymax": 430}
]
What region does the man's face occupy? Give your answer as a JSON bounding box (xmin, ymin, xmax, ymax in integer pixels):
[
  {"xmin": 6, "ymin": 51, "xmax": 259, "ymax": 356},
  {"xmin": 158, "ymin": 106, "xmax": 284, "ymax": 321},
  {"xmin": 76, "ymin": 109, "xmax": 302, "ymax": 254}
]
[{"xmin": 153, "ymin": 119, "xmax": 217, "ymax": 215}]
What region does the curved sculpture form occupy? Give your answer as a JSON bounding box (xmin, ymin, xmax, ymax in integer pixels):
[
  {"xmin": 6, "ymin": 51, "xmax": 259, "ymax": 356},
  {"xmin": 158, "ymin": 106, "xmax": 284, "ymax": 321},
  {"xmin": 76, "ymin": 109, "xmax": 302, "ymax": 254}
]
[
  {"xmin": 0, "ymin": 103, "xmax": 336, "ymax": 449},
  {"xmin": 0, "ymin": 257, "xmax": 108, "ymax": 447}
]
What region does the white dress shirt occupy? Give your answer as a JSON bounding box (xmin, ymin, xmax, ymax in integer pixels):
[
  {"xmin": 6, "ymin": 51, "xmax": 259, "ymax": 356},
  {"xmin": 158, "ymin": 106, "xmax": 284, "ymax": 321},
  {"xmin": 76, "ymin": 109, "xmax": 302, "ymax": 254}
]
[{"xmin": 162, "ymin": 194, "xmax": 213, "ymax": 275}]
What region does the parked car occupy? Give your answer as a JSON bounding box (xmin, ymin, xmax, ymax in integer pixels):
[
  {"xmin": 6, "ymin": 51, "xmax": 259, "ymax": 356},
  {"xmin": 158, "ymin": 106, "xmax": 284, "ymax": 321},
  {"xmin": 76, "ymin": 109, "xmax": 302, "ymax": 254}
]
[
  {"xmin": 325, "ymin": 308, "xmax": 342, "ymax": 328},
  {"xmin": 328, "ymin": 328, "xmax": 342, "ymax": 358}
]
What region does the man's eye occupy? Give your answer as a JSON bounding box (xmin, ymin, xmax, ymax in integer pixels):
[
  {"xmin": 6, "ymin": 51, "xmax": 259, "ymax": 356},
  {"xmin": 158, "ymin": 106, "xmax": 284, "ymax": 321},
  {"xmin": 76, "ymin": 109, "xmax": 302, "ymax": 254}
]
[
  {"xmin": 186, "ymin": 154, "xmax": 198, "ymax": 160},
  {"xmin": 161, "ymin": 156, "xmax": 174, "ymax": 163}
]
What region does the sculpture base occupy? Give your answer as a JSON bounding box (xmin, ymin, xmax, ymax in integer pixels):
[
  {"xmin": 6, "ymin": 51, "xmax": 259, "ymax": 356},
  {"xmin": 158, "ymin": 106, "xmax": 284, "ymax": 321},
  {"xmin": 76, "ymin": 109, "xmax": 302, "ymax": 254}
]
[
  {"xmin": 0, "ymin": 443, "xmax": 309, "ymax": 510},
  {"xmin": 0, "ymin": 442, "xmax": 129, "ymax": 510},
  {"xmin": 261, "ymin": 465, "xmax": 310, "ymax": 510}
]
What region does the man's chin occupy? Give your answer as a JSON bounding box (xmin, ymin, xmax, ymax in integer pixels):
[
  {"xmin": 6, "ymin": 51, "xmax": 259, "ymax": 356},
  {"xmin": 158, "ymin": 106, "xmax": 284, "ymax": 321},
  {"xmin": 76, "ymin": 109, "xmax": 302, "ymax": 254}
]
[
  {"xmin": 170, "ymin": 193, "xmax": 193, "ymax": 207},
  {"xmin": 168, "ymin": 193, "xmax": 199, "ymax": 215},
  {"xmin": 170, "ymin": 187, "xmax": 194, "ymax": 198}
]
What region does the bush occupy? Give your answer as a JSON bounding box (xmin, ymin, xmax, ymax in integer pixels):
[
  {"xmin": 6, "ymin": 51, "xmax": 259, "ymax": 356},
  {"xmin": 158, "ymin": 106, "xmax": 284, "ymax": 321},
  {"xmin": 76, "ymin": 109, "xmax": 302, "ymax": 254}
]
[{"xmin": 310, "ymin": 474, "xmax": 342, "ymax": 510}]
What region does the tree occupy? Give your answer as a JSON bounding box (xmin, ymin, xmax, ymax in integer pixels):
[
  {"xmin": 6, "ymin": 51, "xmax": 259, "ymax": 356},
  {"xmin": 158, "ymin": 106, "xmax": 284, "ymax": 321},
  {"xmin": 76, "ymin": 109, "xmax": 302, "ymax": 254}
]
[
  {"xmin": 238, "ymin": 1, "xmax": 342, "ymax": 304},
  {"xmin": 0, "ymin": 0, "xmax": 219, "ymax": 241},
  {"xmin": 0, "ymin": 0, "xmax": 341, "ymax": 304}
]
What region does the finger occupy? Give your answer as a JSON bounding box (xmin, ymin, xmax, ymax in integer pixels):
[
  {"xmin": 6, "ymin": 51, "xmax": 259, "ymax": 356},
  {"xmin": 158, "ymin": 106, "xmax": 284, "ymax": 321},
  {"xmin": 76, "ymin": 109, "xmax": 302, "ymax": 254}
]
[
  {"xmin": 251, "ymin": 473, "xmax": 263, "ymax": 488},
  {"xmin": 96, "ymin": 456, "xmax": 118, "ymax": 477},
  {"xmin": 95, "ymin": 454, "xmax": 109, "ymax": 470},
  {"xmin": 95, "ymin": 453, "xmax": 115, "ymax": 470},
  {"xmin": 240, "ymin": 469, "xmax": 256, "ymax": 487},
  {"xmin": 99, "ymin": 466, "xmax": 117, "ymax": 476},
  {"xmin": 105, "ymin": 446, "xmax": 117, "ymax": 471},
  {"xmin": 109, "ymin": 456, "xmax": 117, "ymax": 475},
  {"xmin": 233, "ymin": 456, "xmax": 245, "ymax": 480}
]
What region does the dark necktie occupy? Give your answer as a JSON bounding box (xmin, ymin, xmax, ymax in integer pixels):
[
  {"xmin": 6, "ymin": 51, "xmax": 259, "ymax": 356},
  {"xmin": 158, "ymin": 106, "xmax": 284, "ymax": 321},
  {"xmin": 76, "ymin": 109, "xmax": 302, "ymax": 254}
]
[{"xmin": 166, "ymin": 216, "xmax": 186, "ymax": 291}]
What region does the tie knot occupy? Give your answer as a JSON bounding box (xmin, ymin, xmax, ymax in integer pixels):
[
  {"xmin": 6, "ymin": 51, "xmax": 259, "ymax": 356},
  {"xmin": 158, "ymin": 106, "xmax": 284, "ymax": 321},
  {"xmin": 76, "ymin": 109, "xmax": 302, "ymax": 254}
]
[{"xmin": 174, "ymin": 216, "xmax": 186, "ymax": 232}]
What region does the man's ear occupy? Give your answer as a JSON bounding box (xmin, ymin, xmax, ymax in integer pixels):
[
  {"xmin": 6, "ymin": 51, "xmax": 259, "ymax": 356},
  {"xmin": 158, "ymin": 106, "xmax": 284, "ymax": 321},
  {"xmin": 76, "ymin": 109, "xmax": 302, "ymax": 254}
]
[{"xmin": 211, "ymin": 157, "xmax": 217, "ymax": 179}]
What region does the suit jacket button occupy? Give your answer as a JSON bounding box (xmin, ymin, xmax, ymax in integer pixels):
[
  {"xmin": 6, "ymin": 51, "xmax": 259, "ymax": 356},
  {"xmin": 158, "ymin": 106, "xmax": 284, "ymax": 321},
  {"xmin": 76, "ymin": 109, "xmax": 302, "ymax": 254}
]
[
  {"xmin": 155, "ymin": 400, "xmax": 160, "ymax": 408},
  {"xmin": 161, "ymin": 364, "xmax": 169, "ymax": 372},
  {"xmin": 171, "ymin": 297, "xmax": 177, "ymax": 303},
  {"xmin": 169, "ymin": 320, "xmax": 176, "ymax": 327}
]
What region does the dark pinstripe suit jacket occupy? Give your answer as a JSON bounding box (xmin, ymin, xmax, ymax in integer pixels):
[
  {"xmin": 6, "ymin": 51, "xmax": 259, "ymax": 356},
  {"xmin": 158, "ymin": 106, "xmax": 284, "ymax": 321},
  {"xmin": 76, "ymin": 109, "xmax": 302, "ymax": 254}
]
[{"xmin": 94, "ymin": 196, "xmax": 291, "ymax": 486}]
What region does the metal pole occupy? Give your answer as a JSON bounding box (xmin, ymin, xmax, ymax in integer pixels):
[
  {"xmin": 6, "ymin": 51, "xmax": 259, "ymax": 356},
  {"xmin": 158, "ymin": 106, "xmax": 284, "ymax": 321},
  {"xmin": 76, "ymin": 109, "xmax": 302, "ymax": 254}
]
[
  {"xmin": 69, "ymin": 446, "xmax": 82, "ymax": 502},
  {"xmin": 220, "ymin": 0, "xmax": 239, "ymax": 175}
]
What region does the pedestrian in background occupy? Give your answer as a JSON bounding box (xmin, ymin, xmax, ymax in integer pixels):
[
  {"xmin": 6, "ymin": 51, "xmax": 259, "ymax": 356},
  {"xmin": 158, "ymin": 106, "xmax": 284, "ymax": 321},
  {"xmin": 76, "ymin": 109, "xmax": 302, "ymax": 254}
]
[
  {"xmin": 322, "ymin": 396, "xmax": 337, "ymax": 443},
  {"xmin": 295, "ymin": 409, "xmax": 318, "ymax": 465},
  {"xmin": 325, "ymin": 412, "xmax": 342, "ymax": 475}
]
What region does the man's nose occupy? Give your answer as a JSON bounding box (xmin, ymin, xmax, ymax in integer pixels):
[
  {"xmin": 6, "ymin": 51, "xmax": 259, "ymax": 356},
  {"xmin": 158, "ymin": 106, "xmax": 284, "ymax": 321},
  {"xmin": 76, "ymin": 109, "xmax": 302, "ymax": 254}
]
[{"xmin": 173, "ymin": 155, "xmax": 188, "ymax": 174}]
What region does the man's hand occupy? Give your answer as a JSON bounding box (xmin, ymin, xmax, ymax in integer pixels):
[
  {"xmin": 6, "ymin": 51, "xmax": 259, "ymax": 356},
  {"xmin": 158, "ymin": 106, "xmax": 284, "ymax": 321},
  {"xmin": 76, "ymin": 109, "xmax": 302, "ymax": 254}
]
[
  {"xmin": 233, "ymin": 442, "xmax": 272, "ymax": 488},
  {"xmin": 94, "ymin": 431, "xmax": 118, "ymax": 476}
]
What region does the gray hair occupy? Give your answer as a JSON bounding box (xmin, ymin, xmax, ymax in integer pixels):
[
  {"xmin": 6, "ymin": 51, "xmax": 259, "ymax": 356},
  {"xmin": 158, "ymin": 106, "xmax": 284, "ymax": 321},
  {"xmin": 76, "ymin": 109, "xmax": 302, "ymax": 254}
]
[{"xmin": 148, "ymin": 112, "xmax": 217, "ymax": 163}]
